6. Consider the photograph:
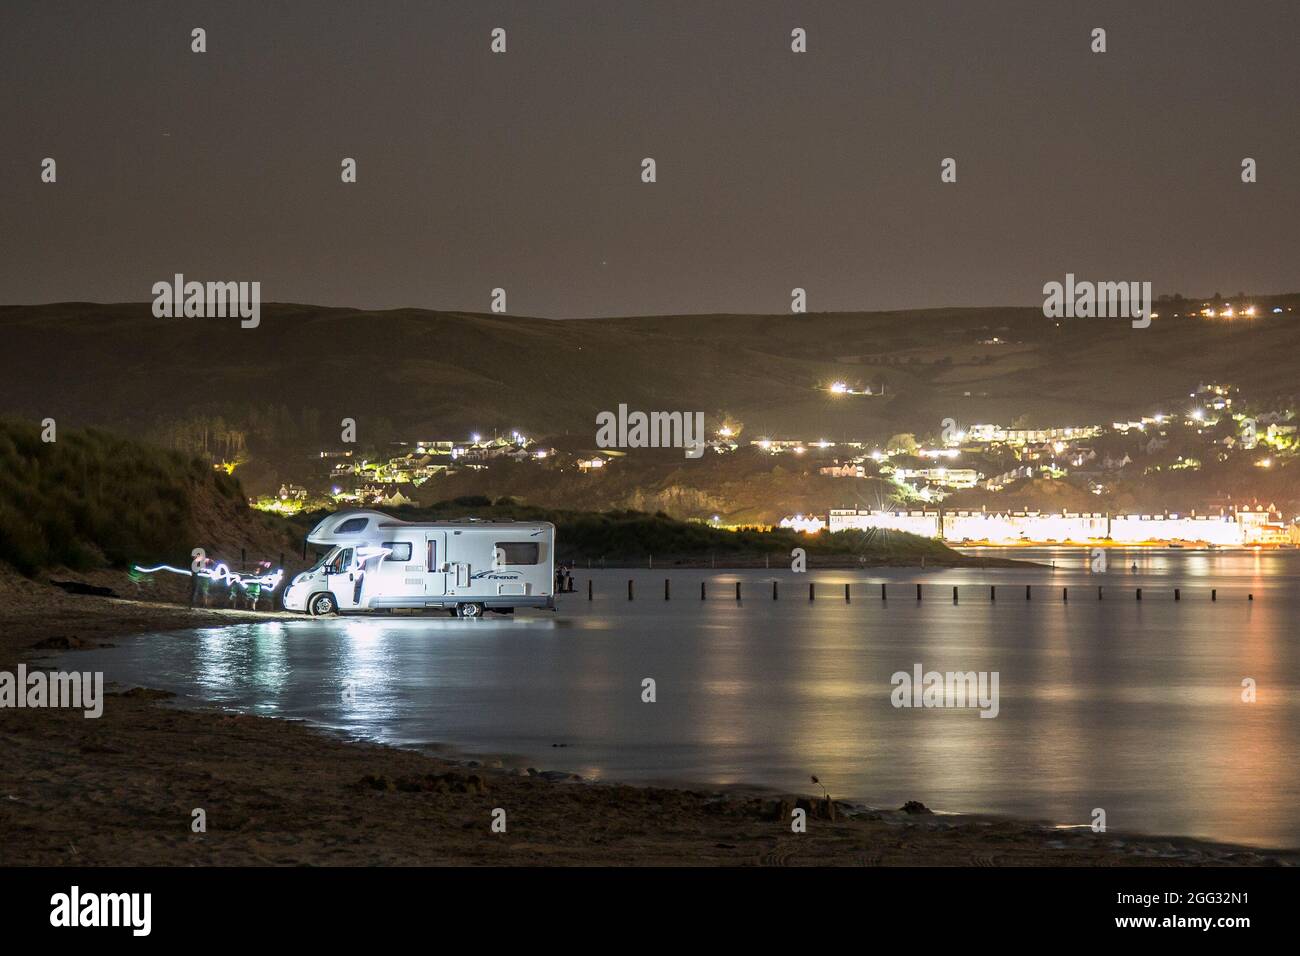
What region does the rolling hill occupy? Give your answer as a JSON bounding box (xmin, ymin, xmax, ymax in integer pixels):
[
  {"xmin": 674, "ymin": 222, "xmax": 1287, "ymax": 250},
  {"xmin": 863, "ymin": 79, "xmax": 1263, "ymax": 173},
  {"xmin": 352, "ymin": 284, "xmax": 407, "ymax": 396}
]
[{"xmin": 2, "ymin": 297, "xmax": 1298, "ymax": 449}]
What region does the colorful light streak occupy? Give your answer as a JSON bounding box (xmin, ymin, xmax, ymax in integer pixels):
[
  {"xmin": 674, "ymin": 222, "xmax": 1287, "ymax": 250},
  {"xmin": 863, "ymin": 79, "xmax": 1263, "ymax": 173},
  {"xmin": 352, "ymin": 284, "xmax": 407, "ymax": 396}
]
[{"xmin": 133, "ymin": 563, "xmax": 285, "ymax": 591}]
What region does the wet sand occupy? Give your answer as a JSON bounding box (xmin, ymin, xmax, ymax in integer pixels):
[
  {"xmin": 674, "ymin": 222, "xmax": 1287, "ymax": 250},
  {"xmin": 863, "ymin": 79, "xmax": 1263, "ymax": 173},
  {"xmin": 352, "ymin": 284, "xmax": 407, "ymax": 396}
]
[{"xmin": 0, "ymin": 569, "xmax": 1293, "ymax": 867}]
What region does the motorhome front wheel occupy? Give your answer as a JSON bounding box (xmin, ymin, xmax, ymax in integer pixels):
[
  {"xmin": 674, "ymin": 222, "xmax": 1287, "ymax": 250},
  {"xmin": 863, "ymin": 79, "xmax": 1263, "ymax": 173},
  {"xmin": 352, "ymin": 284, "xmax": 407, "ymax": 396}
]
[
  {"xmin": 457, "ymin": 602, "xmax": 485, "ymax": 618},
  {"xmin": 309, "ymin": 593, "xmax": 337, "ymax": 616}
]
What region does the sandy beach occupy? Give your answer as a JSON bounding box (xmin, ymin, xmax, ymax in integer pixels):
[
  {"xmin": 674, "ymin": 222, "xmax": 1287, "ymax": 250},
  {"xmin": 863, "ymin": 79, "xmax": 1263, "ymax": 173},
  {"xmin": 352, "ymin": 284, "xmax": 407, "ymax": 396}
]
[{"xmin": 1, "ymin": 568, "xmax": 1293, "ymax": 867}]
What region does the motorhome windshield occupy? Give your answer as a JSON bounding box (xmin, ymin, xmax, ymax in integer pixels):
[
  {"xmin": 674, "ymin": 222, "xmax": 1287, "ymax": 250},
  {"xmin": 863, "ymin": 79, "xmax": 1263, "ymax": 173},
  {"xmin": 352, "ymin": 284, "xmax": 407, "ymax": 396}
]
[{"xmin": 307, "ymin": 548, "xmax": 339, "ymax": 572}]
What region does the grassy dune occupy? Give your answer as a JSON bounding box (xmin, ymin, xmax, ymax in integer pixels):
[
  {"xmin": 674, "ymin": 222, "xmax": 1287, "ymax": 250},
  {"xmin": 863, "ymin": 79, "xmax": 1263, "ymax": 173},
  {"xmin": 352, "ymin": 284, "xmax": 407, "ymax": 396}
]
[{"xmin": 0, "ymin": 419, "xmax": 296, "ymax": 575}]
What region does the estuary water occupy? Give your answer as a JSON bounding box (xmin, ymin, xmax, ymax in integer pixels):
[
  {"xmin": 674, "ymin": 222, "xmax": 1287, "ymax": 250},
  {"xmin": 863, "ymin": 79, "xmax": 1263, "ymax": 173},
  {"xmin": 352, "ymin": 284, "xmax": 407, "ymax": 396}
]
[{"xmin": 61, "ymin": 549, "xmax": 1300, "ymax": 848}]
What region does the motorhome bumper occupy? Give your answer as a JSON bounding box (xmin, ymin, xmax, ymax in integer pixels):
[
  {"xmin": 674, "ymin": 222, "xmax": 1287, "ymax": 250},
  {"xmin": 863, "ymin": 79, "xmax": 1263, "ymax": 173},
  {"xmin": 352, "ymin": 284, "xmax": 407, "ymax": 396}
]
[{"xmin": 281, "ymin": 581, "xmax": 309, "ymax": 612}]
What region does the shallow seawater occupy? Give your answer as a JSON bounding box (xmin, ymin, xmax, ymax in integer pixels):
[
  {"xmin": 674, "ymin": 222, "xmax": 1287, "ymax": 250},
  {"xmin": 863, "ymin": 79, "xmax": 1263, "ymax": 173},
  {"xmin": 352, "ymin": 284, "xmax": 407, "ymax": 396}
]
[{"xmin": 61, "ymin": 550, "xmax": 1300, "ymax": 848}]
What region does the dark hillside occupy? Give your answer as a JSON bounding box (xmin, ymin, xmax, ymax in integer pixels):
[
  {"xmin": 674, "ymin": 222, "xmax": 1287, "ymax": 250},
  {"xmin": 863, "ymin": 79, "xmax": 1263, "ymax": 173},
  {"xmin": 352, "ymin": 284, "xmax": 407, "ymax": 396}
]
[
  {"xmin": 4, "ymin": 298, "xmax": 1297, "ymax": 455},
  {"xmin": 0, "ymin": 419, "xmax": 297, "ymax": 575}
]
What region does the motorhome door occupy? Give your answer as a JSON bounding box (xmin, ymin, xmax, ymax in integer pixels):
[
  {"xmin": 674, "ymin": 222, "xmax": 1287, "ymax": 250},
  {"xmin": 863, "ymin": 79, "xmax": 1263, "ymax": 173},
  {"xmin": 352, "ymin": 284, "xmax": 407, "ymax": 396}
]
[
  {"xmin": 424, "ymin": 532, "xmax": 447, "ymax": 596},
  {"xmin": 327, "ymin": 547, "xmax": 360, "ymax": 609}
]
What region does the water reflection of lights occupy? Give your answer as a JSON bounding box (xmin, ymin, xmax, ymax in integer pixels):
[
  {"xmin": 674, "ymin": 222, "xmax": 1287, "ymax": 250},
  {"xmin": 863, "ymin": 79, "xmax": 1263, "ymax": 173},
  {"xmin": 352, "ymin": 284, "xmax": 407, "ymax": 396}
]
[
  {"xmin": 60, "ymin": 565, "xmax": 1300, "ymax": 848},
  {"xmin": 195, "ymin": 622, "xmax": 290, "ymax": 707},
  {"xmin": 249, "ymin": 622, "xmax": 289, "ymax": 706},
  {"xmin": 331, "ymin": 618, "xmax": 559, "ymax": 731},
  {"xmin": 195, "ymin": 629, "xmax": 242, "ymax": 696},
  {"xmin": 332, "ymin": 620, "xmax": 415, "ymax": 730}
]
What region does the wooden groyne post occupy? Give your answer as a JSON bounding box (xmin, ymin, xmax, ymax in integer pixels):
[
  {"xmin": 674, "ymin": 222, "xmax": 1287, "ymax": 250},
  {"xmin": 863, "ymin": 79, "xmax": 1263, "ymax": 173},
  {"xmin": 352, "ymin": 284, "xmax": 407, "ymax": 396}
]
[{"xmin": 601, "ymin": 577, "xmax": 1224, "ymax": 609}]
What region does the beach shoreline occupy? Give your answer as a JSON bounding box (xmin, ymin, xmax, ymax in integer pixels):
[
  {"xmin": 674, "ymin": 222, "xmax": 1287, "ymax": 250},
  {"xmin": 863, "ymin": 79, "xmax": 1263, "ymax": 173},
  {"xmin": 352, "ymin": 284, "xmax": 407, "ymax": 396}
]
[{"xmin": 1, "ymin": 568, "xmax": 1294, "ymax": 867}]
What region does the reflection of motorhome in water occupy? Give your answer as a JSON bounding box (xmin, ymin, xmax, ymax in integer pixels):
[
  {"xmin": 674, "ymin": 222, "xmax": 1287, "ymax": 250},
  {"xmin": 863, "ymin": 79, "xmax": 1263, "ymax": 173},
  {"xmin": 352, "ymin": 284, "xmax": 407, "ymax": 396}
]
[{"xmin": 282, "ymin": 510, "xmax": 556, "ymax": 617}]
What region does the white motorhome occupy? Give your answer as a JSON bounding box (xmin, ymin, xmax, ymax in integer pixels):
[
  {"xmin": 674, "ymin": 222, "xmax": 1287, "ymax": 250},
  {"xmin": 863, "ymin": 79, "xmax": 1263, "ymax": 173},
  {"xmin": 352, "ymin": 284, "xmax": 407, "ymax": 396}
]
[{"xmin": 282, "ymin": 509, "xmax": 556, "ymax": 617}]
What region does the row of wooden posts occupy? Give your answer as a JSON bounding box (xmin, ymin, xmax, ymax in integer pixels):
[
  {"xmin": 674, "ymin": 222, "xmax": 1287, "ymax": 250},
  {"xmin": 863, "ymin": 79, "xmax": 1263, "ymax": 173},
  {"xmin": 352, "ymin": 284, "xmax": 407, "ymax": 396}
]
[{"xmin": 595, "ymin": 580, "xmax": 1251, "ymax": 602}]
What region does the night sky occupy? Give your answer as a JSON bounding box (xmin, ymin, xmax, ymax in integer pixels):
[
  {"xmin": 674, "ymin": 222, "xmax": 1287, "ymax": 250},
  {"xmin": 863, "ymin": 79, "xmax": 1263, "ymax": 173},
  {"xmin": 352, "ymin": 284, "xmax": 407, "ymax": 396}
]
[{"xmin": 1, "ymin": 0, "xmax": 1296, "ymax": 317}]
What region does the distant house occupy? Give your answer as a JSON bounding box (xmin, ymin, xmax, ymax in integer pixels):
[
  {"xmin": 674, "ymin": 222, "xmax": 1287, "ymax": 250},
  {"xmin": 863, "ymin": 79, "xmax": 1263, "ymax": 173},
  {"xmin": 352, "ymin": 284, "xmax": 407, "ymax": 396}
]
[
  {"xmin": 379, "ymin": 483, "xmax": 418, "ymax": 508},
  {"xmin": 779, "ymin": 514, "xmax": 826, "ymax": 534},
  {"xmin": 891, "ymin": 467, "xmax": 980, "ymax": 490},
  {"xmin": 819, "ymin": 463, "xmax": 865, "ymax": 478}
]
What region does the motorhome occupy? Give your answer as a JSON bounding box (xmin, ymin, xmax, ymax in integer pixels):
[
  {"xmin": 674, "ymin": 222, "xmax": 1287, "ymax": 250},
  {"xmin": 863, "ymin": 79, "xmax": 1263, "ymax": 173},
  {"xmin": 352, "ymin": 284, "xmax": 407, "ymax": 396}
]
[{"xmin": 281, "ymin": 509, "xmax": 556, "ymax": 617}]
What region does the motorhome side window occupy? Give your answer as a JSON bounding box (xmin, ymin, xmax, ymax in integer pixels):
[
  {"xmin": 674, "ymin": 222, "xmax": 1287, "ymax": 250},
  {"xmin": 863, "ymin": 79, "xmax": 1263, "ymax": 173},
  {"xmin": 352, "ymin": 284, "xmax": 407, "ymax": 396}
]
[
  {"xmin": 336, "ymin": 517, "xmax": 369, "ymax": 534},
  {"xmin": 382, "ymin": 542, "xmax": 412, "ymax": 562},
  {"xmin": 495, "ymin": 542, "xmax": 540, "ymax": 565}
]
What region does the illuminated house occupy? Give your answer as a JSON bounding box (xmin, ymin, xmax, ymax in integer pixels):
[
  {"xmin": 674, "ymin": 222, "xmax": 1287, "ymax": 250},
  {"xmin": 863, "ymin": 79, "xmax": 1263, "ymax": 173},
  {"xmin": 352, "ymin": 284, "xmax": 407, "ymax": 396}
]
[
  {"xmin": 941, "ymin": 511, "xmax": 1109, "ymax": 543},
  {"xmin": 826, "ymin": 509, "xmax": 1283, "ymax": 546},
  {"xmin": 965, "ymin": 424, "xmax": 1102, "ymax": 446},
  {"xmin": 780, "ymin": 514, "xmax": 827, "ymax": 534},
  {"xmin": 378, "ymin": 484, "xmax": 417, "ymax": 508},
  {"xmin": 829, "ymin": 509, "xmax": 941, "ymax": 536},
  {"xmin": 1108, "ymin": 514, "xmax": 1243, "ymax": 545},
  {"xmin": 819, "ymin": 463, "xmax": 866, "ymax": 478},
  {"xmin": 892, "ymin": 467, "xmax": 980, "ymax": 489}
]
